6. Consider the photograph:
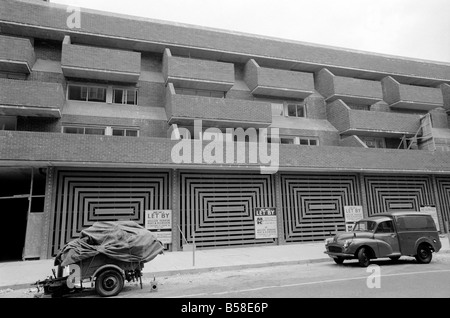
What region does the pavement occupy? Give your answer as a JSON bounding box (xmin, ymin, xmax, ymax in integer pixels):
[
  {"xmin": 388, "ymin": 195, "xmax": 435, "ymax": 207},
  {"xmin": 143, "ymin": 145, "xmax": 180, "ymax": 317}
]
[{"xmin": 1, "ymin": 235, "xmax": 449, "ymax": 291}]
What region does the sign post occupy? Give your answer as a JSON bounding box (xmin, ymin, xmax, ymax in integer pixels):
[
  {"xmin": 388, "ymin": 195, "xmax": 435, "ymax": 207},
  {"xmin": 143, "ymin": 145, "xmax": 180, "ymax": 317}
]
[{"xmin": 254, "ymin": 208, "xmax": 277, "ymax": 239}]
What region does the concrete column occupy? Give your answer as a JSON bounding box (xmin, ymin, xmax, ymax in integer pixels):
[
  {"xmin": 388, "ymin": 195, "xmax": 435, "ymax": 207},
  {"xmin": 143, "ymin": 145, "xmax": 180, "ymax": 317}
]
[
  {"xmin": 305, "ymin": 92, "xmax": 327, "ymax": 120},
  {"xmin": 41, "ymin": 166, "xmax": 55, "ymax": 259},
  {"xmin": 431, "ymin": 175, "xmax": 445, "ymax": 233},
  {"xmin": 274, "ymin": 172, "xmax": 286, "ymax": 245},
  {"xmin": 358, "ymin": 173, "xmax": 370, "ymax": 218},
  {"xmin": 429, "ymin": 107, "xmax": 449, "ymax": 129},
  {"xmin": 171, "ymin": 169, "xmax": 180, "ymax": 251}
]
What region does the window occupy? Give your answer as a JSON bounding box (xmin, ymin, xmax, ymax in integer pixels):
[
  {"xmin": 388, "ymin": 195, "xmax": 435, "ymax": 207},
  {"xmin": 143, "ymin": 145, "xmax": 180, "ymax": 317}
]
[
  {"xmin": 63, "ymin": 126, "xmax": 105, "ymax": 135},
  {"xmin": 271, "ymin": 103, "xmax": 284, "ymax": 116},
  {"xmin": 112, "ymin": 128, "xmax": 139, "ymax": 137},
  {"xmin": 376, "ymin": 221, "xmax": 395, "ymax": 233},
  {"xmin": 287, "ymin": 103, "xmax": 306, "ymax": 118},
  {"xmin": 360, "ymin": 137, "xmax": 386, "ymax": 149},
  {"xmin": 270, "ymin": 136, "xmax": 319, "ymax": 146},
  {"xmin": 0, "ymin": 116, "xmax": 17, "ymax": 131},
  {"xmin": 113, "ymin": 88, "xmax": 138, "ymax": 105},
  {"xmin": 270, "ymin": 101, "xmax": 306, "ymax": 118},
  {"xmin": 347, "ymin": 104, "xmax": 370, "ymax": 111},
  {"xmin": 0, "ymin": 72, "xmax": 27, "ymax": 80},
  {"xmin": 68, "ymin": 85, "xmax": 106, "ymax": 102},
  {"xmin": 62, "ymin": 125, "xmax": 139, "ymax": 137},
  {"xmin": 175, "ymin": 88, "xmax": 225, "ymax": 98},
  {"xmin": 280, "ymin": 138, "xmax": 295, "ymax": 144}
]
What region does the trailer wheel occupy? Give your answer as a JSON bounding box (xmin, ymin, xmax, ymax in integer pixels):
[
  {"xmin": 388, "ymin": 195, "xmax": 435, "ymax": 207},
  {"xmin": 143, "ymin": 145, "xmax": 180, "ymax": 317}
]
[{"xmin": 95, "ymin": 269, "xmax": 124, "ymax": 297}]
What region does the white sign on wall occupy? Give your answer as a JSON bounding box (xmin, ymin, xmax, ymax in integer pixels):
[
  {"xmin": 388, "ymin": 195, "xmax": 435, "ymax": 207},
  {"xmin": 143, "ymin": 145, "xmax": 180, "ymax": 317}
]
[
  {"xmin": 255, "ymin": 208, "xmax": 277, "ymax": 239},
  {"xmin": 145, "ymin": 210, "xmax": 172, "ymax": 244},
  {"xmin": 420, "ymin": 206, "xmax": 440, "ymax": 231},
  {"xmin": 344, "ymin": 206, "xmax": 364, "ymax": 232}
]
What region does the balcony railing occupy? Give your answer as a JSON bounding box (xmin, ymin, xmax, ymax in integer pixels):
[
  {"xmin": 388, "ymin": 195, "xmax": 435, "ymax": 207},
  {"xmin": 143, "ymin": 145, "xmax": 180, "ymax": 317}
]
[
  {"xmin": 0, "ymin": 35, "xmax": 35, "ymax": 73},
  {"xmin": 0, "ymin": 79, "xmax": 64, "ymax": 117},
  {"xmin": 244, "ymin": 59, "xmax": 314, "ymax": 99}
]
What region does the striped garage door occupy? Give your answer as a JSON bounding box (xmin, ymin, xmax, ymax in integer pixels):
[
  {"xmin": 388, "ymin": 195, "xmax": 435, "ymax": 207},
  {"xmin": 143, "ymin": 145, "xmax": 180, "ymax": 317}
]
[
  {"xmin": 281, "ymin": 174, "xmax": 361, "ymax": 243},
  {"xmin": 363, "ymin": 175, "xmax": 434, "ymax": 216},
  {"xmin": 51, "ymin": 169, "xmax": 170, "ymax": 256},
  {"xmin": 179, "ymin": 171, "xmax": 276, "ymax": 248}
]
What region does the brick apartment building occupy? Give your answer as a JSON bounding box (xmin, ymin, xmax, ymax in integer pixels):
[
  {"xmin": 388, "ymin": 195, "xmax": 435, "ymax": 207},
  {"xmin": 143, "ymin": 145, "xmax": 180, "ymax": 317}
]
[{"xmin": 1, "ymin": 0, "xmax": 450, "ymax": 261}]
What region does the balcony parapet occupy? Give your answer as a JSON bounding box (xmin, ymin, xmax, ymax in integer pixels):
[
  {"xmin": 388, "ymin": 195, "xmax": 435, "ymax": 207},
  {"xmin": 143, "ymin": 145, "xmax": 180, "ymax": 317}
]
[
  {"xmin": 244, "ymin": 59, "xmax": 314, "ymax": 99},
  {"xmin": 0, "ymin": 35, "xmax": 35, "ymax": 74},
  {"xmin": 0, "ymin": 78, "xmax": 64, "ymax": 117}
]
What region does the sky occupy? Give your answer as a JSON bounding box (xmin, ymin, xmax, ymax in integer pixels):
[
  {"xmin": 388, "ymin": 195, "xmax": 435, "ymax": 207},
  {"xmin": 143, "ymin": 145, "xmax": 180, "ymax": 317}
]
[{"xmin": 51, "ymin": 0, "xmax": 450, "ymax": 63}]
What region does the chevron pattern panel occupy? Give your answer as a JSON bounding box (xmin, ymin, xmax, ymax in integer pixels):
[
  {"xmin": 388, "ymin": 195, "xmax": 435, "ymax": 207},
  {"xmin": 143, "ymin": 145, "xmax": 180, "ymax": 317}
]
[
  {"xmin": 51, "ymin": 169, "xmax": 170, "ymax": 255},
  {"xmin": 435, "ymin": 177, "xmax": 450, "ymax": 223},
  {"xmin": 179, "ymin": 172, "xmax": 276, "ymax": 248},
  {"xmin": 281, "ymin": 174, "xmax": 361, "ymax": 243},
  {"xmin": 364, "ymin": 175, "xmax": 434, "ymax": 216}
]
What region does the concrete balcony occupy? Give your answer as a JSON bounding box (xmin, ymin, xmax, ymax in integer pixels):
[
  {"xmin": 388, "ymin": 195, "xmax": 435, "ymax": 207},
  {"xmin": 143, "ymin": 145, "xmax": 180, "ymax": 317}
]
[
  {"xmin": 316, "ymin": 69, "xmax": 383, "ymax": 105},
  {"xmin": 0, "ymin": 35, "xmax": 35, "ymax": 73},
  {"xmin": 162, "ymin": 49, "xmax": 234, "ymax": 91},
  {"xmin": 244, "ymin": 59, "xmax": 314, "ymax": 99},
  {"xmin": 382, "ymin": 76, "xmax": 444, "ymax": 111},
  {"xmin": 0, "ymin": 79, "xmax": 64, "ymax": 117},
  {"xmin": 165, "ymin": 83, "xmax": 272, "ymax": 128},
  {"xmin": 61, "ymin": 37, "xmax": 141, "ymax": 83},
  {"xmin": 327, "ymin": 99, "xmax": 421, "ymax": 137},
  {"xmin": 2, "ymin": 131, "xmax": 450, "ymax": 174}
]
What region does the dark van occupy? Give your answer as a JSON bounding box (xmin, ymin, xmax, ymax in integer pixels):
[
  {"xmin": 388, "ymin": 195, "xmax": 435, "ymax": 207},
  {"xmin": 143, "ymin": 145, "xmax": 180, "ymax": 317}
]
[{"xmin": 324, "ymin": 211, "xmax": 442, "ymax": 267}]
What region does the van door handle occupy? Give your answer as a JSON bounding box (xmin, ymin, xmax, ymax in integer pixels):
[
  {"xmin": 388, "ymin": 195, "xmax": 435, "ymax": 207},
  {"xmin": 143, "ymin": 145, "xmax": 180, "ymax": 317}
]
[{"xmin": 390, "ymin": 234, "xmax": 396, "ymax": 238}]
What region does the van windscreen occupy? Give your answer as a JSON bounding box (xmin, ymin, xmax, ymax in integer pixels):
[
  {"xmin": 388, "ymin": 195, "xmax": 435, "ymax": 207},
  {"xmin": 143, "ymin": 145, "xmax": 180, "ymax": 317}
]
[{"xmin": 395, "ymin": 215, "xmax": 436, "ymax": 231}]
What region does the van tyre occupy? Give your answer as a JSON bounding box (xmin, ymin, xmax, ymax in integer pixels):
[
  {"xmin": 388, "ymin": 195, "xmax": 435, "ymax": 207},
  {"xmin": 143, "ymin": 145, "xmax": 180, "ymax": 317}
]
[
  {"xmin": 95, "ymin": 269, "xmax": 124, "ymax": 297},
  {"xmin": 357, "ymin": 247, "xmax": 370, "ymax": 267},
  {"xmin": 415, "ymin": 244, "xmax": 432, "ymax": 264}
]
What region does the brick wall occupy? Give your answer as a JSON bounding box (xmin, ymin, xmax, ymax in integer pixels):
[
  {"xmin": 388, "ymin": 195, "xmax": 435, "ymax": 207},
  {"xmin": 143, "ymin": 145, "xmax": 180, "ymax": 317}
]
[
  {"xmin": 3, "ymin": 0, "xmax": 449, "ymax": 82},
  {"xmin": 2, "ymin": 130, "xmax": 450, "ymax": 173},
  {"xmin": 137, "ymin": 81, "xmax": 165, "ymax": 107}
]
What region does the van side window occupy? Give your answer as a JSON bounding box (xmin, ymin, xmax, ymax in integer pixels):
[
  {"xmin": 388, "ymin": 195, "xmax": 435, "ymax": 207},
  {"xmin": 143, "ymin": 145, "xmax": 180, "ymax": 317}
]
[
  {"xmin": 396, "ymin": 215, "xmax": 436, "ymax": 231},
  {"xmin": 376, "ymin": 221, "xmax": 395, "ymax": 233}
]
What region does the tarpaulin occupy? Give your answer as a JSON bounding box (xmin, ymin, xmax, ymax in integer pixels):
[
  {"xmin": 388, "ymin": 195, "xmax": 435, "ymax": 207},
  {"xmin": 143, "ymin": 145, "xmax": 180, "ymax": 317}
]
[{"xmin": 55, "ymin": 221, "xmax": 164, "ymax": 267}]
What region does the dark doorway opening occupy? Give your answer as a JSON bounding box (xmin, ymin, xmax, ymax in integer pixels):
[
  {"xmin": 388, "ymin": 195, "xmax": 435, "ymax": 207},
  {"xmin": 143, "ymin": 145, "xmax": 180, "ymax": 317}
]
[{"xmin": 0, "ymin": 168, "xmax": 46, "ymax": 262}]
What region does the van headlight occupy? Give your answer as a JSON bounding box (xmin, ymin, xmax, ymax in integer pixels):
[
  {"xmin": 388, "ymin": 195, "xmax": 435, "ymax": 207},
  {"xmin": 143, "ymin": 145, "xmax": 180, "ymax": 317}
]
[
  {"xmin": 325, "ymin": 238, "xmax": 333, "ymax": 245},
  {"xmin": 343, "ymin": 240, "xmax": 352, "ymax": 249}
]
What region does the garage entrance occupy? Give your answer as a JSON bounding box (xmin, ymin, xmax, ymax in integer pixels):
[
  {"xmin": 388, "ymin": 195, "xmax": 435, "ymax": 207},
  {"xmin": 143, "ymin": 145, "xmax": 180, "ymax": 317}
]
[{"xmin": 0, "ymin": 167, "xmax": 46, "ymax": 262}]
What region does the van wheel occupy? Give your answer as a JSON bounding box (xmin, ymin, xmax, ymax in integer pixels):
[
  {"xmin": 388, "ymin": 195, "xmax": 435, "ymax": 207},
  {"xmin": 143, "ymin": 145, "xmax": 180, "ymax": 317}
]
[
  {"xmin": 95, "ymin": 269, "xmax": 124, "ymax": 297},
  {"xmin": 333, "ymin": 257, "xmax": 344, "ymax": 265},
  {"xmin": 357, "ymin": 247, "xmax": 370, "ymax": 267},
  {"xmin": 415, "ymin": 244, "xmax": 432, "ymax": 264}
]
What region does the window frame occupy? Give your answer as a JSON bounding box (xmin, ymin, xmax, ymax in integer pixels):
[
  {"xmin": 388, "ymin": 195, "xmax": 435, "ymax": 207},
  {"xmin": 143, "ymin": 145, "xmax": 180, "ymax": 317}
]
[
  {"xmin": 112, "ymin": 87, "xmax": 139, "ymax": 105},
  {"xmin": 67, "ymin": 83, "xmax": 107, "ymax": 103}
]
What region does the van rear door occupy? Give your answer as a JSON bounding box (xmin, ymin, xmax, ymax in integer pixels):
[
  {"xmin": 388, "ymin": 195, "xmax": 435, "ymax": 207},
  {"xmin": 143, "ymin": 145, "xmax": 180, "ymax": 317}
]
[{"xmin": 394, "ymin": 214, "xmax": 438, "ymax": 256}]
